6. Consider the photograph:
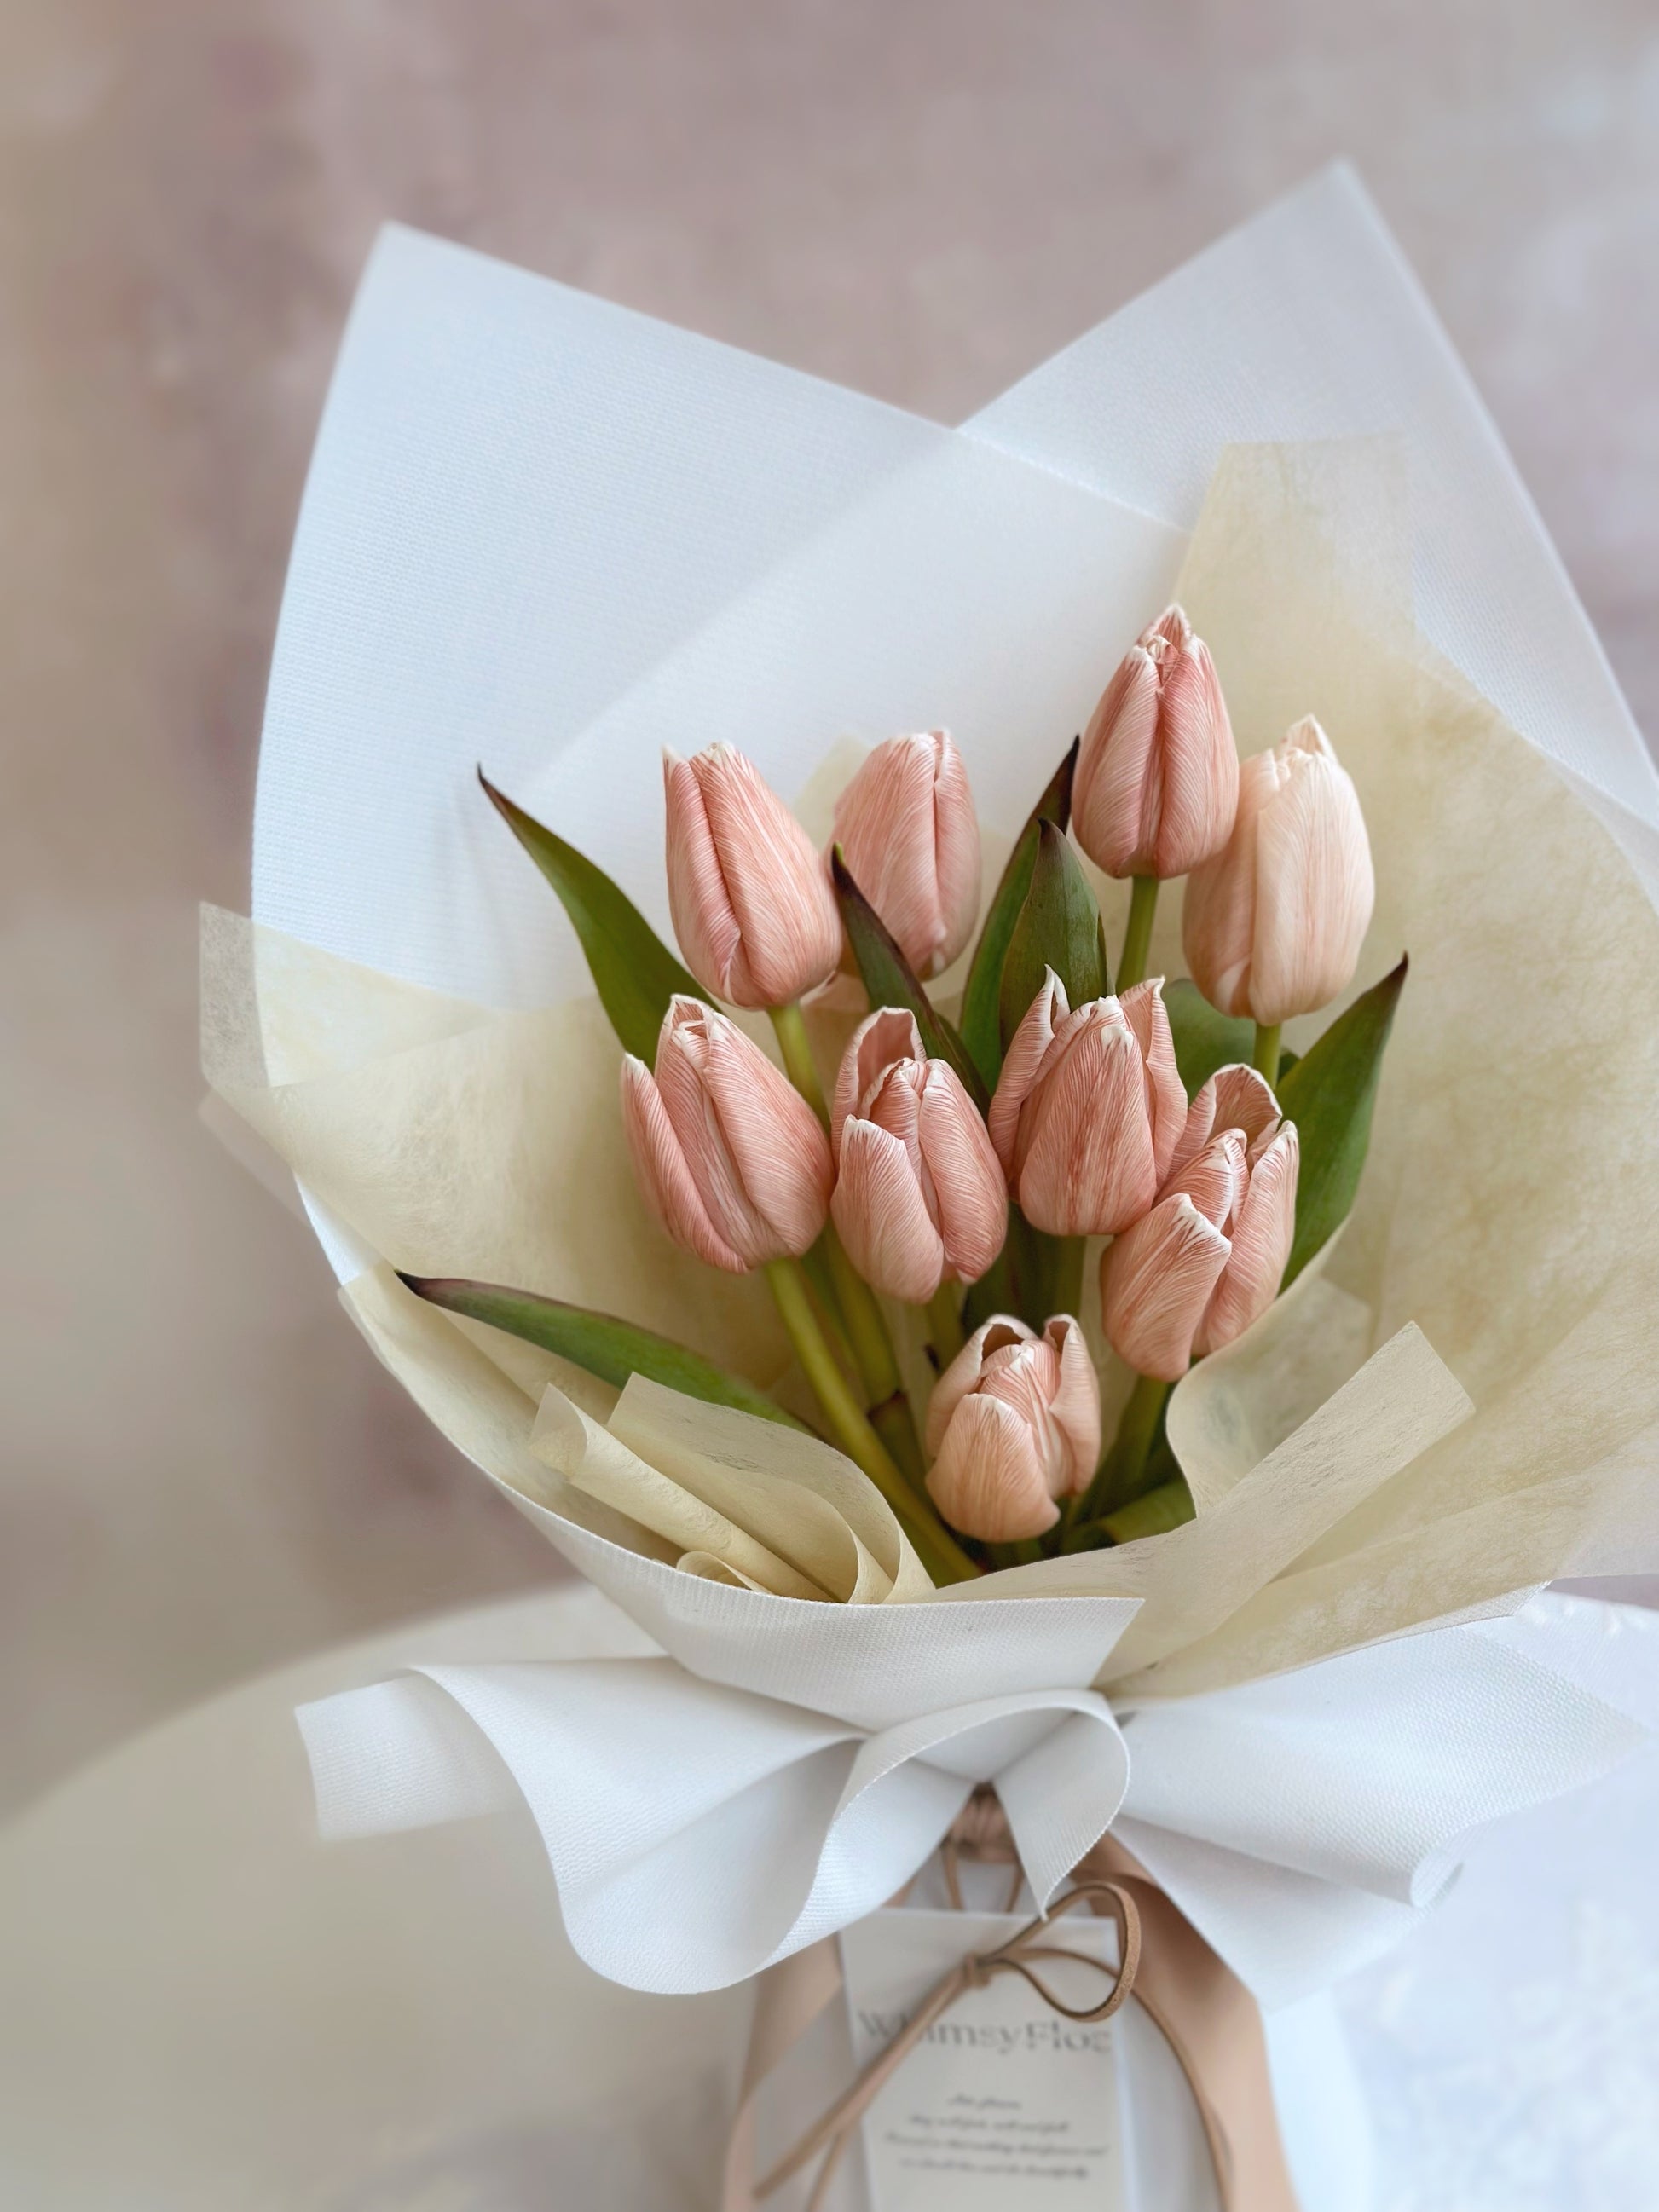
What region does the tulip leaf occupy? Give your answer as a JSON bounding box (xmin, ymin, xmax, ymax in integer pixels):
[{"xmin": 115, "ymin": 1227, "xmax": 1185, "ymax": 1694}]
[
  {"xmin": 997, "ymin": 819, "xmax": 1108, "ymax": 1050},
  {"xmin": 961, "ymin": 1206, "xmax": 1069, "ymax": 1335},
  {"xmin": 1164, "ymin": 980, "xmax": 1256, "ymax": 1098},
  {"xmin": 399, "ymin": 1273, "xmax": 810, "ymax": 1430},
  {"xmin": 1164, "ymin": 979, "xmax": 1299, "ymax": 1098},
  {"xmin": 1275, "ymin": 956, "xmax": 1408, "ymax": 1286},
  {"xmin": 479, "ymin": 770, "xmax": 708, "ymax": 1066},
  {"xmin": 959, "ymin": 740, "xmax": 1078, "ymax": 1089},
  {"xmin": 831, "ymin": 847, "xmax": 988, "ymax": 1109}
]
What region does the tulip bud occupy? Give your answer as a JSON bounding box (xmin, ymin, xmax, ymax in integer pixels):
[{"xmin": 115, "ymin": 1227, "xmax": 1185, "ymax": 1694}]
[
  {"xmin": 1072, "ymin": 605, "xmax": 1238, "ymax": 881},
  {"xmin": 830, "ymin": 731, "xmax": 982, "ymax": 979},
  {"xmin": 829, "ymin": 1008, "xmax": 1007, "ymax": 1303},
  {"xmin": 1182, "ymin": 717, "xmax": 1374, "ymax": 1025},
  {"xmin": 923, "ymin": 1315, "xmax": 1101, "ymax": 1542},
  {"xmin": 1100, "ymin": 1063, "xmax": 1299, "ymax": 1381},
  {"xmin": 987, "ymin": 973, "xmax": 1186, "ymax": 1238},
  {"xmin": 664, "ymin": 744, "xmax": 843, "ymax": 1008},
  {"xmin": 621, "ymin": 996, "xmax": 832, "ymax": 1273}
]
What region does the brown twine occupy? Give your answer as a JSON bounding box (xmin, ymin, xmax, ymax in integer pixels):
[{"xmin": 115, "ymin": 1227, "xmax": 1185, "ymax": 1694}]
[
  {"xmin": 752, "ymin": 1879, "xmax": 1142, "ymax": 2212},
  {"xmin": 726, "ymin": 1784, "xmax": 1301, "ymax": 2212}
]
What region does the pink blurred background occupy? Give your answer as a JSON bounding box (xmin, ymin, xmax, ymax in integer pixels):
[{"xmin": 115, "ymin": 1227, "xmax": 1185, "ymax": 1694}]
[{"xmin": 3, "ymin": 0, "xmax": 1656, "ymax": 1813}]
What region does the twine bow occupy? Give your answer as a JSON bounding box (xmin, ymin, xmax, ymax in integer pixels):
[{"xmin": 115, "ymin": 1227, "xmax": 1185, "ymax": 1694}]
[
  {"xmin": 724, "ymin": 1786, "xmax": 1302, "ymax": 2212},
  {"xmin": 754, "ymin": 1880, "xmax": 1143, "ymax": 2211}
]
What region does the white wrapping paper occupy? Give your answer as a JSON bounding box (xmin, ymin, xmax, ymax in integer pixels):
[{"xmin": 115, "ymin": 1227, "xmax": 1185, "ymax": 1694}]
[{"xmin": 232, "ymin": 167, "xmax": 1659, "ymax": 2209}]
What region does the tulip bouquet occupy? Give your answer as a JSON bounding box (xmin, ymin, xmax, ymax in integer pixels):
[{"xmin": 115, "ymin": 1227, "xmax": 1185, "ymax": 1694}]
[
  {"xmin": 210, "ymin": 192, "xmax": 1659, "ymax": 2212},
  {"xmin": 427, "ymin": 603, "xmax": 1381, "ymax": 1590}
]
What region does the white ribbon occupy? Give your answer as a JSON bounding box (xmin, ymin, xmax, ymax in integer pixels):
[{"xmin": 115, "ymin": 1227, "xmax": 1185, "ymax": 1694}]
[{"xmin": 298, "ymin": 1587, "xmax": 1648, "ymax": 2008}]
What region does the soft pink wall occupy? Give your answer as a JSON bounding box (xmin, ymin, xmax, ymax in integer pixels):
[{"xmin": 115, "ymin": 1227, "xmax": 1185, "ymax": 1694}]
[{"xmin": 3, "ymin": 0, "xmax": 1655, "ymax": 1811}]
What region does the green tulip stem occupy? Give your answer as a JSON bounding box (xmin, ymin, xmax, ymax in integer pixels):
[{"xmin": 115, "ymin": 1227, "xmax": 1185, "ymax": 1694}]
[
  {"xmin": 1070, "ymin": 1370, "xmax": 1173, "ymax": 1530},
  {"xmin": 1252, "ymin": 1022, "xmax": 1282, "ymax": 1086},
  {"xmin": 768, "ymin": 1001, "xmax": 830, "ymax": 1128},
  {"xmin": 765, "ymin": 1260, "xmax": 977, "ymax": 1585},
  {"xmin": 1116, "ymin": 875, "xmax": 1159, "ymax": 994},
  {"xmin": 923, "ymin": 1281, "xmax": 967, "ymax": 1368},
  {"xmin": 1049, "ymin": 1234, "xmax": 1086, "ymax": 1323}
]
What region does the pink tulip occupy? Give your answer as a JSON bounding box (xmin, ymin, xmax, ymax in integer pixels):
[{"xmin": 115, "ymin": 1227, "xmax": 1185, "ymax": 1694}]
[
  {"xmin": 664, "ymin": 744, "xmax": 843, "ymax": 1008},
  {"xmin": 829, "ymin": 1008, "xmax": 1007, "ymax": 1303},
  {"xmin": 1182, "ymin": 717, "xmax": 1374, "ymax": 1025},
  {"xmin": 987, "ymin": 973, "xmax": 1187, "ymax": 1237},
  {"xmin": 1072, "ymin": 605, "xmax": 1238, "ymax": 880},
  {"xmin": 1101, "ymin": 1064, "xmax": 1299, "ymax": 1381},
  {"xmin": 621, "ymin": 996, "xmax": 832, "ymax": 1273},
  {"xmin": 924, "ymin": 1315, "xmax": 1101, "ymax": 1542},
  {"xmin": 831, "ymin": 731, "xmax": 982, "ymax": 979}
]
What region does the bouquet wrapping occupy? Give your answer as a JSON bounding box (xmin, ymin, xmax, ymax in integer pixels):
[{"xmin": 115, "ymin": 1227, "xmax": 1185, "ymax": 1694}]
[{"xmin": 205, "ymin": 167, "xmax": 1659, "ymax": 2209}]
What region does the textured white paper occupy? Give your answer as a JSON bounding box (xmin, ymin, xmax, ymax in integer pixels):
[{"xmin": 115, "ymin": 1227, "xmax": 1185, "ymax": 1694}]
[{"xmin": 839, "ymin": 1909, "xmax": 1130, "ymax": 2212}]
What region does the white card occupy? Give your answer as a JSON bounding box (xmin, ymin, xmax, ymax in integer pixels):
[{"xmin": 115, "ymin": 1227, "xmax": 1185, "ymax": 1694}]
[{"xmin": 838, "ymin": 1907, "xmax": 1131, "ymax": 2211}]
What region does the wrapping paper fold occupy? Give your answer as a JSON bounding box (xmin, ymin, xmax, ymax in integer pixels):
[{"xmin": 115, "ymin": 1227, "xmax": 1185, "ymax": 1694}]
[
  {"xmin": 218, "ymin": 170, "xmax": 1659, "ymax": 2091},
  {"xmin": 299, "ymin": 1592, "xmax": 1646, "ymax": 2010}
]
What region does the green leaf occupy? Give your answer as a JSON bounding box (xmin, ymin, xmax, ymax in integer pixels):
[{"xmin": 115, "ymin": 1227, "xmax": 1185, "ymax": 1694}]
[
  {"xmin": 1163, "ymin": 980, "xmax": 1256, "ymax": 1098},
  {"xmin": 831, "ymin": 847, "xmax": 988, "ymax": 1109},
  {"xmin": 958, "ymin": 740, "xmax": 1078, "ymax": 1088},
  {"xmin": 1163, "ymin": 979, "xmax": 1300, "ymax": 1098},
  {"xmin": 479, "ymin": 770, "xmax": 708, "ymax": 1066},
  {"xmin": 997, "ymin": 820, "xmax": 1107, "ymax": 1049},
  {"xmin": 399, "ymin": 1273, "xmax": 810, "ymax": 1430},
  {"xmin": 1275, "ymin": 956, "xmax": 1408, "ymax": 1286}
]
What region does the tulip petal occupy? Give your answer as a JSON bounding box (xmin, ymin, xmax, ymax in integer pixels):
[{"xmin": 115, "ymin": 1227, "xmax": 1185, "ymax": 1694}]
[
  {"xmin": 1072, "ymin": 647, "xmax": 1162, "ymax": 878},
  {"xmin": 833, "ymin": 1006, "xmax": 922, "ymax": 1161},
  {"xmin": 1017, "ymin": 1003, "xmax": 1159, "ymax": 1236},
  {"xmin": 987, "ymin": 969, "xmax": 1066, "ymax": 1175},
  {"xmin": 1182, "ymin": 749, "xmax": 1269, "ymax": 1019},
  {"xmin": 1199, "ymin": 1123, "xmax": 1299, "ymax": 1355},
  {"xmin": 918, "ymin": 1061, "xmax": 1009, "ymax": 1285},
  {"xmin": 1043, "ymin": 1316, "xmax": 1103, "ymax": 1494},
  {"xmin": 930, "ymin": 734, "xmax": 985, "ymax": 977},
  {"xmin": 1165, "ymin": 1060, "xmax": 1280, "ymax": 1187},
  {"xmin": 1100, "ymin": 1193, "xmax": 1231, "ymax": 1382},
  {"xmin": 1170, "ymin": 1129, "xmax": 1246, "ymax": 1233},
  {"xmin": 1249, "ymin": 731, "xmax": 1375, "ymax": 1025},
  {"xmin": 663, "ymin": 751, "xmax": 746, "ymax": 1003},
  {"xmin": 1119, "ymin": 978, "xmax": 1187, "ymax": 1182},
  {"xmin": 1150, "ymin": 637, "xmax": 1237, "ymax": 878},
  {"xmin": 925, "ymin": 1315, "xmax": 1034, "ymax": 1455},
  {"xmin": 702, "ymin": 1014, "xmax": 833, "ymax": 1257},
  {"xmin": 925, "ymin": 1392, "xmax": 1060, "ymax": 1543},
  {"xmin": 620, "ymin": 1054, "xmax": 750, "ymax": 1274},
  {"xmin": 831, "ymin": 1118, "xmax": 947, "ymax": 1304}
]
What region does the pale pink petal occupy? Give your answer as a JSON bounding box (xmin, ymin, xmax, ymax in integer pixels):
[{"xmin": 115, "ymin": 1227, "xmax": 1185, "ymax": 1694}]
[
  {"xmin": 925, "ymin": 1393, "xmax": 1059, "ymax": 1542},
  {"xmin": 1199, "ymin": 1124, "xmax": 1299, "ymax": 1354},
  {"xmin": 1182, "ymin": 748, "xmax": 1270, "ymax": 1019},
  {"xmin": 619, "ymin": 1054, "xmax": 749, "ymax": 1273},
  {"xmin": 831, "ymin": 1118, "xmax": 947, "ymax": 1303},
  {"xmin": 916, "ymin": 1061, "xmax": 1008, "ymax": 1284},
  {"xmin": 832, "ymin": 1006, "xmax": 922, "ymax": 1160},
  {"xmin": 1100, "ymin": 1194, "xmax": 1231, "ymax": 1381},
  {"xmin": 929, "ymin": 734, "xmax": 985, "ymax": 973},
  {"xmin": 663, "ymin": 750, "xmax": 745, "ymax": 1002},
  {"xmin": 1043, "ymin": 1316, "xmax": 1102, "ymax": 1494},
  {"xmin": 1016, "ymin": 1003, "xmax": 1159, "ymax": 1235},
  {"xmin": 1169, "ymin": 1129, "xmax": 1246, "ymax": 1233},
  {"xmin": 1072, "ymin": 647, "xmax": 1162, "ymax": 877},
  {"xmin": 1149, "ymin": 636, "xmax": 1237, "ymax": 877},
  {"xmin": 925, "ymin": 1316, "xmax": 1032, "ymax": 1455},
  {"xmin": 833, "ymin": 735, "xmax": 947, "ymax": 977},
  {"xmin": 1247, "ymin": 725, "xmax": 1374, "ymax": 1025},
  {"xmin": 689, "ymin": 745, "xmax": 843, "ymax": 1008},
  {"xmin": 986, "ymin": 970, "xmax": 1066, "ymax": 1176},
  {"xmin": 701, "ymin": 1011, "xmax": 833, "ymax": 1258},
  {"xmin": 1164, "ymin": 1061, "xmax": 1280, "ymax": 1187},
  {"xmin": 1119, "ymin": 978, "xmax": 1187, "ymax": 1181}
]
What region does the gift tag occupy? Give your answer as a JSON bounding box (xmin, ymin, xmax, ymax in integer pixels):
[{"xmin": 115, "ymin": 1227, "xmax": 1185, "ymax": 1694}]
[{"xmin": 838, "ymin": 1907, "xmax": 1131, "ymax": 2211}]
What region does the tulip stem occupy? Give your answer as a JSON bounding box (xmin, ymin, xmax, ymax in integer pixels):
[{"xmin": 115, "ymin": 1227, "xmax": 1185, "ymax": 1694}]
[
  {"xmin": 1049, "ymin": 1234, "xmax": 1085, "ymax": 1323},
  {"xmin": 1068, "ymin": 1371, "xmax": 1172, "ymax": 1532},
  {"xmin": 1252, "ymin": 1022, "xmax": 1282, "ymax": 1086},
  {"xmin": 1117, "ymin": 875, "xmax": 1159, "ymax": 994},
  {"xmin": 924, "ymin": 1282, "xmax": 966, "ymax": 1368},
  {"xmin": 768, "ymin": 1002, "xmax": 830, "ymax": 1128},
  {"xmin": 769, "ymin": 999, "xmax": 929, "ymax": 1483},
  {"xmin": 765, "ymin": 1260, "xmax": 978, "ymax": 1585}
]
